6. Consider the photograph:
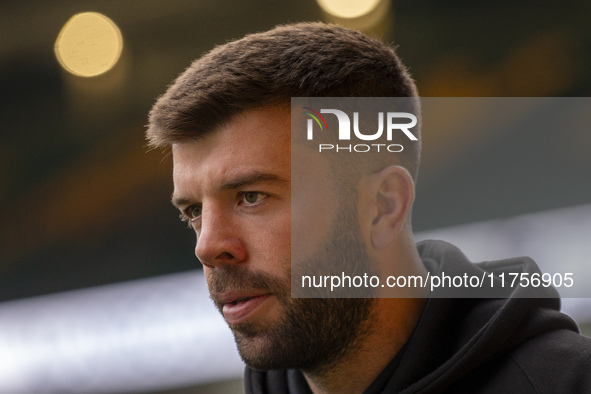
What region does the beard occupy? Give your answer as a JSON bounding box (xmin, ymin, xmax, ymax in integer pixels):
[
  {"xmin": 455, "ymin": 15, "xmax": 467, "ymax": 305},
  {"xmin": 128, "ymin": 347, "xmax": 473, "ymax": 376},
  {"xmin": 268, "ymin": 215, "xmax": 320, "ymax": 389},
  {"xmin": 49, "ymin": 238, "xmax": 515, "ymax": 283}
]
[{"xmin": 207, "ymin": 203, "xmax": 376, "ymax": 373}]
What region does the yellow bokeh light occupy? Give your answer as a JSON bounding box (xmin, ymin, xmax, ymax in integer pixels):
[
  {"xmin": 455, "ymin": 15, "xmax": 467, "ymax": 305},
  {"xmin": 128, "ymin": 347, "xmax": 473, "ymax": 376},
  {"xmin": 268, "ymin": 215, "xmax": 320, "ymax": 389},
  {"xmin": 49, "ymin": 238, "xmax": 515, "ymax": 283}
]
[
  {"xmin": 55, "ymin": 12, "xmax": 123, "ymax": 78},
  {"xmin": 316, "ymin": 0, "xmax": 383, "ymax": 19}
]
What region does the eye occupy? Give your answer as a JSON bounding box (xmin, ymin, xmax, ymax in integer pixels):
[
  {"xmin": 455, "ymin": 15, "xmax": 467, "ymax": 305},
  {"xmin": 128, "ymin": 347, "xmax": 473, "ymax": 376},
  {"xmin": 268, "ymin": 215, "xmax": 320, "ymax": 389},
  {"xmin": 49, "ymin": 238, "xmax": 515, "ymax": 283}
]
[
  {"xmin": 241, "ymin": 192, "xmax": 266, "ymax": 205},
  {"xmin": 186, "ymin": 205, "xmax": 202, "ymax": 221}
]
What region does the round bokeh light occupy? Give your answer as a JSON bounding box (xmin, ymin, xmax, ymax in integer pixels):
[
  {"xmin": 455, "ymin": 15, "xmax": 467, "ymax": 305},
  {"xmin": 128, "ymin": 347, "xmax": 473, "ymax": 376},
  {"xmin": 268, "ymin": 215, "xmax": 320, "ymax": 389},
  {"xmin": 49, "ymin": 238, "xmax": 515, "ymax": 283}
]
[
  {"xmin": 316, "ymin": 0, "xmax": 383, "ymax": 19},
  {"xmin": 55, "ymin": 12, "xmax": 123, "ymax": 77}
]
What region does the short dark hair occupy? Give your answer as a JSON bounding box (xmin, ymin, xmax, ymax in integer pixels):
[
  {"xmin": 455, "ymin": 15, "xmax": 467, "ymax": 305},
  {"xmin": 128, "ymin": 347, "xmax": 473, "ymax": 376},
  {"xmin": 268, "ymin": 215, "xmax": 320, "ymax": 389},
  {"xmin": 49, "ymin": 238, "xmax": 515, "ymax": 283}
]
[{"xmin": 147, "ymin": 22, "xmax": 420, "ymax": 179}]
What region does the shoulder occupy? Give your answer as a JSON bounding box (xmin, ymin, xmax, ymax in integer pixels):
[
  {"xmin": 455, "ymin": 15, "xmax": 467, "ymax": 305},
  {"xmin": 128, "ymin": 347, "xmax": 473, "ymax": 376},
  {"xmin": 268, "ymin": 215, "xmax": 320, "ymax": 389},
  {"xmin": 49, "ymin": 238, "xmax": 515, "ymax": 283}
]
[
  {"xmin": 510, "ymin": 329, "xmax": 591, "ymax": 392},
  {"xmin": 449, "ymin": 329, "xmax": 591, "ymax": 394}
]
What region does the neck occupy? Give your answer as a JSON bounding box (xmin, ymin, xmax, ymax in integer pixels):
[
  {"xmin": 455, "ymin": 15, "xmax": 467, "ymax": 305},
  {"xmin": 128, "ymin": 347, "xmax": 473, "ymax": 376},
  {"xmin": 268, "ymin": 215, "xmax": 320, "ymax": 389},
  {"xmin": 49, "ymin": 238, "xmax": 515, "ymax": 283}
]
[
  {"xmin": 303, "ymin": 237, "xmax": 428, "ymax": 394},
  {"xmin": 303, "ymin": 296, "xmax": 426, "ymax": 394}
]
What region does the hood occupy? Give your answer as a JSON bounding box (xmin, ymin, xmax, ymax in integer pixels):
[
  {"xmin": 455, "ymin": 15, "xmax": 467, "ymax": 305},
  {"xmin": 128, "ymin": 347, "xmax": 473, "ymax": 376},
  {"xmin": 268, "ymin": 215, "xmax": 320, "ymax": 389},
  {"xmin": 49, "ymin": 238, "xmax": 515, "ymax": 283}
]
[
  {"xmin": 371, "ymin": 240, "xmax": 579, "ymax": 393},
  {"xmin": 244, "ymin": 240, "xmax": 583, "ymax": 394}
]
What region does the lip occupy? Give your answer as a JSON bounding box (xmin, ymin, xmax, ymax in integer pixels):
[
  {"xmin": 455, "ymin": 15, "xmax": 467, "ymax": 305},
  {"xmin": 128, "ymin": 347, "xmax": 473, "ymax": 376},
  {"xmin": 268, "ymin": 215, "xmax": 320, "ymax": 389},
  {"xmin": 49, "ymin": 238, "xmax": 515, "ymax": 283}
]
[{"xmin": 217, "ymin": 292, "xmax": 271, "ymax": 325}]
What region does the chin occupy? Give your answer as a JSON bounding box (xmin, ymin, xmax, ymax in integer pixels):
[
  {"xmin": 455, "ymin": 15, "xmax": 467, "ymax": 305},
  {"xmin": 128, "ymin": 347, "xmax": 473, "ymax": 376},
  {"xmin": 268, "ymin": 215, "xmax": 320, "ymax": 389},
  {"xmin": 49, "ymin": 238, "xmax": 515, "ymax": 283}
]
[{"xmin": 233, "ymin": 329, "xmax": 292, "ymax": 371}]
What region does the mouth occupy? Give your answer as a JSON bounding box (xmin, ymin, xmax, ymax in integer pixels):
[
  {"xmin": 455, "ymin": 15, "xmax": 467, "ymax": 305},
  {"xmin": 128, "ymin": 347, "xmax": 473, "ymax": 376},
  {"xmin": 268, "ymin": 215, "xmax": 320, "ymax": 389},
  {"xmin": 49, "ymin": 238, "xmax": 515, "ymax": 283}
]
[
  {"xmin": 217, "ymin": 293, "xmax": 272, "ymax": 325},
  {"xmin": 228, "ymin": 296, "xmax": 256, "ymax": 305}
]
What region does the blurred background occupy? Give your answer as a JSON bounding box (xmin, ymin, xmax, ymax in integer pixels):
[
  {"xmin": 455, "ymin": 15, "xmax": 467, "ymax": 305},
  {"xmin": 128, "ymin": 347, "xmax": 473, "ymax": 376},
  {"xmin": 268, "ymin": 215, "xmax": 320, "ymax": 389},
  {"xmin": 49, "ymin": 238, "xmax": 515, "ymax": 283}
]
[{"xmin": 1, "ymin": 1, "xmax": 591, "ymax": 393}]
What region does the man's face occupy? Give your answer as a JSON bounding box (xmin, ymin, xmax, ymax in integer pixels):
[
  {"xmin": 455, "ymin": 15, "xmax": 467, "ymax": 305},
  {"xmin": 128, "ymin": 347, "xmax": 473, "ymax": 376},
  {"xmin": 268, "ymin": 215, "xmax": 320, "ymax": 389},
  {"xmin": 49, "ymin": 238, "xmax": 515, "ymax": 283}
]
[{"xmin": 172, "ymin": 107, "xmax": 373, "ymax": 371}]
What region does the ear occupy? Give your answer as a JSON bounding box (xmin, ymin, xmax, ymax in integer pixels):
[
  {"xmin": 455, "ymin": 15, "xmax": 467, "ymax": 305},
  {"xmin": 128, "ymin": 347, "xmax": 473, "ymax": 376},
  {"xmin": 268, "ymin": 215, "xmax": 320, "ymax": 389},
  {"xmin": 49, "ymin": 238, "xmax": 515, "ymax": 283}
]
[{"xmin": 367, "ymin": 166, "xmax": 415, "ymax": 250}]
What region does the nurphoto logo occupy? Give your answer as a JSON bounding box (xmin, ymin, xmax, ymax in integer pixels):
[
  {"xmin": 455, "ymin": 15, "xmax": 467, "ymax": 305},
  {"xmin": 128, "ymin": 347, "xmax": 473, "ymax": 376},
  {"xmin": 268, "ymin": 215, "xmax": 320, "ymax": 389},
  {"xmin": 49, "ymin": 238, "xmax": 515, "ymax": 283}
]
[{"xmin": 303, "ymin": 107, "xmax": 418, "ymax": 153}]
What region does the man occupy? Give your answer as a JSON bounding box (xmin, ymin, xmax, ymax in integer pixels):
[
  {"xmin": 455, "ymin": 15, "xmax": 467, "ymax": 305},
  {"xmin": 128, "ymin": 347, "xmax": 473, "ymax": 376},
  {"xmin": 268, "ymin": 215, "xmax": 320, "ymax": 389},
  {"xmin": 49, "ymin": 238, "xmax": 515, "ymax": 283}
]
[{"xmin": 147, "ymin": 23, "xmax": 591, "ymax": 393}]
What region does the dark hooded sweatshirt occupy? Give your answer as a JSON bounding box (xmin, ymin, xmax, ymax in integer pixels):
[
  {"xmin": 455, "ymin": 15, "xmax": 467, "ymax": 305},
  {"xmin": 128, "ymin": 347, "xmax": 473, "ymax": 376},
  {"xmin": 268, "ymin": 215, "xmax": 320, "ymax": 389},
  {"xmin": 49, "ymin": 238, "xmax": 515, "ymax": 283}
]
[{"xmin": 244, "ymin": 240, "xmax": 591, "ymax": 393}]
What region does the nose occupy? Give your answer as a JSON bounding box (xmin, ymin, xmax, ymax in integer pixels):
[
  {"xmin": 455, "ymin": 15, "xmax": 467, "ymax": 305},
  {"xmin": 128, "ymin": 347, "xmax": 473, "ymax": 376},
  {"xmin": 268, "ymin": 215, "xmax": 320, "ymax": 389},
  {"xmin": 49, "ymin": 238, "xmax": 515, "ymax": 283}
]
[{"xmin": 194, "ymin": 205, "xmax": 247, "ymax": 268}]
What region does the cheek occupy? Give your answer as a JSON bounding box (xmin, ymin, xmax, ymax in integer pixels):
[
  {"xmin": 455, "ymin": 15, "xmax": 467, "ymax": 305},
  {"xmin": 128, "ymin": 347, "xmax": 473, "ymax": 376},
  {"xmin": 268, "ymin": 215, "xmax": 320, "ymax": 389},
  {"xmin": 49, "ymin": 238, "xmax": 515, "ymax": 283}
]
[
  {"xmin": 291, "ymin": 144, "xmax": 337, "ymax": 264},
  {"xmin": 291, "ymin": 180, "xmax": 337, "ymax": 265},
  {"xmin": 255, "ymin": 213, "xmax": 291, "ymax": 272},
  {"xmin": 291, "ymin": 203, "xmax": 335, "ymax": 264}
]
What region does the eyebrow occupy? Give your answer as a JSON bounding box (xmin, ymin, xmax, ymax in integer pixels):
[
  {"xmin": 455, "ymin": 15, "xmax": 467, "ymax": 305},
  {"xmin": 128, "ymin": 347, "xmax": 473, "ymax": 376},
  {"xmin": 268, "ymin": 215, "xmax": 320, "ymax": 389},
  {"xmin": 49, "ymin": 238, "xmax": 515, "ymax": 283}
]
[
  {"xmin": 171, "ymin": 171, "xmax": 289, "ymax": 208},
  {"xmin": 220, "ymin": 171, "xmax": 288, "ymax": 190}
]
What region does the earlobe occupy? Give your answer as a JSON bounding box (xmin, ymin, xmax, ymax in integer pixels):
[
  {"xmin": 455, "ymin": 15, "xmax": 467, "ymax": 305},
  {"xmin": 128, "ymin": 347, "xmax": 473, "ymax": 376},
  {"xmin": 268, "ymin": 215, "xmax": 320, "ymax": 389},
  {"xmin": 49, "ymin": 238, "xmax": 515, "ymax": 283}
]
[{"xmin": 370, "ymin": 166, "xmax": 415, "ymax": 250}]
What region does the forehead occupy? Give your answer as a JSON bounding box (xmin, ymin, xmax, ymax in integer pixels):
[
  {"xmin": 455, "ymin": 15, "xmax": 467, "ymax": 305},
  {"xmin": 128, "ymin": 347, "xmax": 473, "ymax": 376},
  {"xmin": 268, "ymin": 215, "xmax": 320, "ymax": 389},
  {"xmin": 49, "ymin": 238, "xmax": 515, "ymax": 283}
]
[{"xmin": 172, "ymin": 107, "xmax": 291, "ymax": 194}]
